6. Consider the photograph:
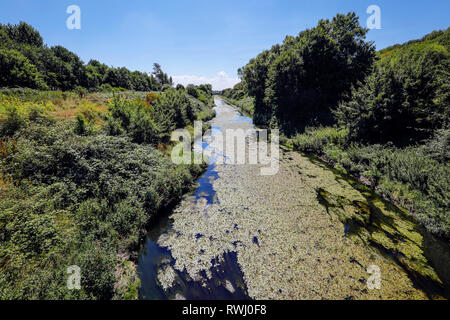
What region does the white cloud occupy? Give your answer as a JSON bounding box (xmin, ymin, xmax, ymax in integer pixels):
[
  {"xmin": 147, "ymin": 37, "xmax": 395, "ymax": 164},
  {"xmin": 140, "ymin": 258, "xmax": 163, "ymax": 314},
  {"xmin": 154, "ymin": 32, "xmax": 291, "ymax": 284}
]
[{"xmin": 172, "ymin": 71, "xmax": 239, "ymax": 91}]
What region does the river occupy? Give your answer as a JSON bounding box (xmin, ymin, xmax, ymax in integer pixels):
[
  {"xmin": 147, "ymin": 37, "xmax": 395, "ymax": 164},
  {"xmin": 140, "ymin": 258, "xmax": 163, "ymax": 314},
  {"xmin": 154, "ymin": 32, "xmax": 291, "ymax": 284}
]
[{"xmin": 137, "ymin": 97, "xmax": 450, "ymax": 300}]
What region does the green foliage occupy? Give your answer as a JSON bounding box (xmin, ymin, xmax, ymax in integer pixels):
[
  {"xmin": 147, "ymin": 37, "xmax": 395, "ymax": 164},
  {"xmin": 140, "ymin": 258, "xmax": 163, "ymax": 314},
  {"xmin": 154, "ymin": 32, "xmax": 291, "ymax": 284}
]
[
  {"xmin": 335, "ymin": 29, "xmax": 450, "ymax": 145},
  {"xmin": 422, "ymin": 129, "xmax": 450, "ymax": 162},
  {"xmin": 0, "ymin": 106, "xmax": 27, "ymax": 136},
  {"xmin": 220, "ymin": 82, "xmax": 255, "ymax": 117},
  {"xmin": 1, "ymin": 21, "xmax": 43, "ymax": 47},
  {"xmin": 291, "ymin": 127, "xmax": 348, "ymax": 153},
  {"xmin": 230, "ymin": 22, "xmax": 449, "ymax": 241},
  {"xmin": 0, "ymin": 119, "xmax": 204, "ymax": 299},
  {"xmin": 241, "ymin": 12, "xmax": 375, "ymax": 133},
  {"xmin": 107, "ymin": 96, "xmax": 158, "ymax": 144},
  {"xmin": 152, "ymin": 63, "xmax": 173, "ymax": 89},
  {"xmin": 78, "ymin": 242, "xmax": 116, "ymax": 299},
  {"xmin": 0, "ymin": 48, "xmax": 47, "ymax": 89},
  {"xmin": 221, "ymin": 82, "xmax": 247, "ymax": 101},
  {"xmin": 0, "ymin": 22, "xmax": 160, "ymax": 92},
  {"xmin": 74, "ymin": 113, "xmax": 87, "ymax": 135},
  {"xmin": 0, "ymin": 21, "xmax": 215, "ymax": 300},
  {"xmin": 153, "ymin": 88, "xmax": 196, "ymax": 129},
  {"xmin": 106, "ymin": 87, "xmax": 213, "ymax": 144},
  {"xmin": 186, "ymin": 84, "xmax": 199, "ymax": 98}
]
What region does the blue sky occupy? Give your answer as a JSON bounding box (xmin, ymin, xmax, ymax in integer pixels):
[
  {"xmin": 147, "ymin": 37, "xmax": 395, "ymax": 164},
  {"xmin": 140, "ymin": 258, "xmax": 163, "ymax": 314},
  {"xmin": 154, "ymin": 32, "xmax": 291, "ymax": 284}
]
[{"xmin": 1, "ymin": 0, "xmax": 449, "ymax": 90}]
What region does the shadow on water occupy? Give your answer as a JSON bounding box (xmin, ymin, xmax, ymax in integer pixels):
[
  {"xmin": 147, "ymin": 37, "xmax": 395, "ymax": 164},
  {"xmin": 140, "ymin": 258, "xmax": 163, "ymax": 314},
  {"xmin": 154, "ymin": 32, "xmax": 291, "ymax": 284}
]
[
  {"xmin": 311, "ymin": 154, "xmax": 450, "ymax": 299},
  {"xmin": 138, "ymin": 246, "xmax": 249, "ymax": 300}
]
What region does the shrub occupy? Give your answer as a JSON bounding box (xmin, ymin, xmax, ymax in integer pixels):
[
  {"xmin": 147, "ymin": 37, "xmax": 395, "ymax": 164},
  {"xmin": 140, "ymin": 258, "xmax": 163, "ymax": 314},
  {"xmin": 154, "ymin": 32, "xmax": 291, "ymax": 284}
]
[
  {"xmin": 422, "ymin": 129, "xmax": 450, "ymax": 162},
  {"xmin": 0, "ymin": 106, "xmax": 26, "ymax": 136},
  {"xmin": 74, "ymin": 113, "xmax": 87, "ymax": 135},
  {"xmin": 145, "ymin": 92, "xmax": 160, "ymax": 106},
  {"xmin": 0, "ymin": 118, "xmax": 204, "ymax": 299},
  {"xmin": 186, "ymin": 84, "xmax": 199, "ymax": 98},
  {"xmin": 335, "ymin": 30, "xmax": 450, "ymax": 145},
  {"xmin": 291, "ymin": 127, "xmax": 348, "ymax": 153}
]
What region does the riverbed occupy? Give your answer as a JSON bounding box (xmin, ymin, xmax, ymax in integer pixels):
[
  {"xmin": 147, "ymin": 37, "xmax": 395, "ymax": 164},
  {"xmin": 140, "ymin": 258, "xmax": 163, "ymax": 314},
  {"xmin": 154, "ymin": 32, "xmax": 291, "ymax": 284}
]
[{"xmin": 137, "ymin": 97, "xmax": 449, "ymax": 300}]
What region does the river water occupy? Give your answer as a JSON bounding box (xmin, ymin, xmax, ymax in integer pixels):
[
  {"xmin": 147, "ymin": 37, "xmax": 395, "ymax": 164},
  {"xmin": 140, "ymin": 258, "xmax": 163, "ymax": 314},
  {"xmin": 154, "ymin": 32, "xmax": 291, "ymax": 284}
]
[
  {"xmin": 137, "ymin": 97, "xmax": 450, "ymax": 300},
  {"xmin": 137, "ymin": 97, "xmax": 253, "ymax": 299}
]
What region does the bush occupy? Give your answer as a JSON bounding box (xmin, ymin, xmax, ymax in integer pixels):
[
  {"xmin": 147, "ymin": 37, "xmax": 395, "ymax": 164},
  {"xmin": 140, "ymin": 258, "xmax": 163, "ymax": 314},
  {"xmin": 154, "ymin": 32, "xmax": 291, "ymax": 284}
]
[
  {"xmin": 0, "ymin": 106, "xmax": 27, "ymax": 136},
  {"xmin": 153, "ymin": 88, "xmax": 195, "ymax": 128},
  {"xmin": 145, "ymin": 92, "xmax": 160, "ymax": 106},
  {"xmin": 78, "ymin": 242, "xmax": 116, "ymax": 300},
  {"xmin": 422, "ymin": 129, "xmax": 450, "ymax": 162},
  {"xmin": 186, "ymin": 84, "xmax": 199, "ymax": 98},
  {"xmin": 291, "ymin": 127, "xmax": 348, "ymax": 153},
  {"xmin": 74, "ymin": 113, "xmax": 87, "ymax": 135},
  {"xmin": 0, "ymin": 118, "xmax": 204, "ymax": 299}
]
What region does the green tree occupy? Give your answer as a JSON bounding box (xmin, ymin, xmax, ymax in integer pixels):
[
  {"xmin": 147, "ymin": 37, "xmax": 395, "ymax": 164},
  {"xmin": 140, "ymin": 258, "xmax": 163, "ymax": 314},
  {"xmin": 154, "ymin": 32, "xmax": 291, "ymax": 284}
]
[
  {"xmin": 0, "ymin": 48, "xmax": 47, "ymax": 89},
  {"xmin": 336, "ymin": 28, "xmax": 450, "ymax": 145},
  {"xmin": 242, "ymin": 13, "xmax": 376, "ymax": 133}
]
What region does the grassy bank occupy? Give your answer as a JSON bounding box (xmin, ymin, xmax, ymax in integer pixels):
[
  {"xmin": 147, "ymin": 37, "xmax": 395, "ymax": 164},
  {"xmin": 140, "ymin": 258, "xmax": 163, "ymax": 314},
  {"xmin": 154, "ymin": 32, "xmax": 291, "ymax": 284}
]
[
  {"xmin": 220, "ymin": 89, "xmax": 449, "ymax": 243},
  {"xmin": 281, "ymin": 127, "xmax": 450, "ymax": 242},
  {"xmin": 219, "ymin": 95, "xmax": 254, "ymax": 118},
  {"xmin": 0, "ymin": 86, "xmax": 215, "ymax": 299}
]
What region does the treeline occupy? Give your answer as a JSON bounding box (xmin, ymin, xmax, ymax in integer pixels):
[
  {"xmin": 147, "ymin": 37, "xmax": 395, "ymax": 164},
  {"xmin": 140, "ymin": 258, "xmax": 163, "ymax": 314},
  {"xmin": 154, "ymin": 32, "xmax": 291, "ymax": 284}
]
[
  {"xmin": 220, "ymin": 82, "xmax": 254, "ymax": 117},
  {"xmin": 336, "ymin": 28, "xmax": 450, "ymax": 145},
  {"xmin": 239, "ymin": 13, "xmax": 377, "ymax": 134},
  {"xmin": 225, "ymin": 13, "xmax": 449, "ymax": 145},
  {"xmin": 0, "ymin": 22, "xmax": 172, "ymax": 91},
  {"xmin": 224, "ymin": 13, "xmax": 449, "ymax": 240}
]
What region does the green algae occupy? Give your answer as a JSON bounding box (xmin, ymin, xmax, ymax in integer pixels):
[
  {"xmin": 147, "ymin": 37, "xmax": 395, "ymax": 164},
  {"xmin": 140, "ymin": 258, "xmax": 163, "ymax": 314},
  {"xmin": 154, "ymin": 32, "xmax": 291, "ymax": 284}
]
[
  {"xmin": 141, "ymin": 99, "xmax": 446, "ymax": 300},
  {"xmin": 313, "ymin": 158, "xmax": 450, "ymax": 299}
]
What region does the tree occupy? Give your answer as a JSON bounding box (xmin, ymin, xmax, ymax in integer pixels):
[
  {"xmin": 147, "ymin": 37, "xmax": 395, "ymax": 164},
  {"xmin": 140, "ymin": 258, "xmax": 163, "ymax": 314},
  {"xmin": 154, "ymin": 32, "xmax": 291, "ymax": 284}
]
[
  {"xmin": 242, "ymin": 12, "xmax": 376, "ymax": 133},
  {"xmin": 4, "ymin": 21, "xmax": 43, "ymax": 47},
  {"xmin": 186, "ymin": 84, "xmax": 198, "ymax": 98},
  {"xmin": 152, "ymin": 63, "xmax": 172, "ymax": 88},
  {"xmin": 0, "ymin": 22, "xmax": 164, "ymax": 92},
  {"xmin": 335, "ymin": 31, "xmax": 450, "ymax": 145},
  {"xmin": 0, "ymin": 48, "xmax": 47, "ymax": 89}
]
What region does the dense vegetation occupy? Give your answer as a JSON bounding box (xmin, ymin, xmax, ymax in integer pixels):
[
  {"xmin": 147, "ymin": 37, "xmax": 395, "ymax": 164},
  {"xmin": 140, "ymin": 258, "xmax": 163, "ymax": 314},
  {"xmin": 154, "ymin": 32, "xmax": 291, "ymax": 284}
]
[
  {"xmin": 335, "ymin": 28, "xmax": 449, "ymax": 145},
  {"xmin": 0, "ymin": 86, "xmax": 214, "ymax": 299},
  {"xmin": 224, "ymin": 15, "xmax": 449, "ymax": 241},
  {"xmin": 238, "ymin": 13, "xmax": 376, "ymax": 134},
  {"xmin": 220, "ymin": 82, "xmax": 254, "ymax": 117},
  {"xmin": 0, "ymin": 21, "xmax": 216, "ymax": 299},
  {"xmin": 0, "ymin": 22, "xmax": 173, "ymax": 91}
]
